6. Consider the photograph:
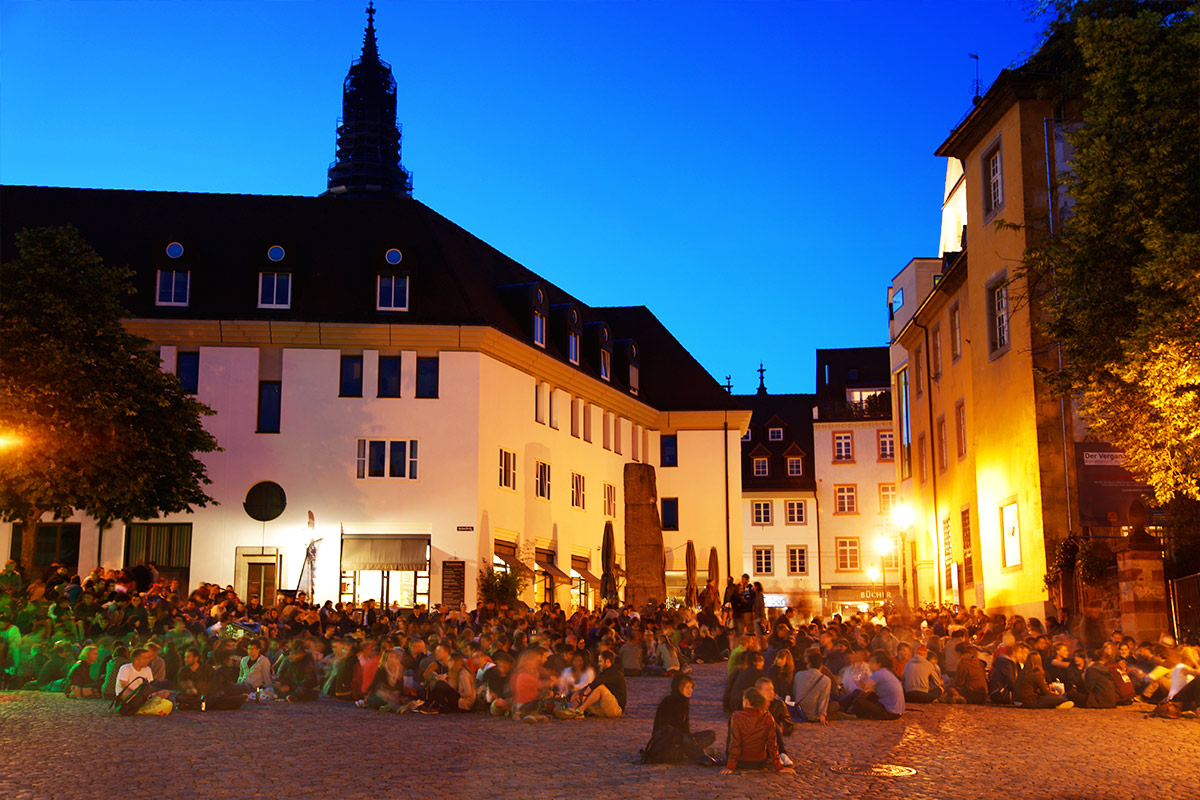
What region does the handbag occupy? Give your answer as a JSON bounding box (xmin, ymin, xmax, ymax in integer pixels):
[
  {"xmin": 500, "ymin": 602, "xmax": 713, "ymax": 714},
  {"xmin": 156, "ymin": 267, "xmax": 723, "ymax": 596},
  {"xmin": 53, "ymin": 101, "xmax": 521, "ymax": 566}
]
[{"xmin": 112, "ymin": 676, "xmax": 153, "ymax": 716}]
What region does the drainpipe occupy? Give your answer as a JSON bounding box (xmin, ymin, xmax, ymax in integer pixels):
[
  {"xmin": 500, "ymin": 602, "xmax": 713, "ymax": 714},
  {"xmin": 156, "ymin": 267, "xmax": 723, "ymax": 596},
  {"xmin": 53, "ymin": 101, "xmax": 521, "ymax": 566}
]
[
  {"xmin": 1044, "ymin": 117, "xmax": 1075, "ymax": 544},
  {"xmin": 723, "ymin": 416, "xmax": 731, "ymax": 582},
  {"xmin": 814, "ymin": 493, "xmax": 823, "ymax": 617},
  {"xmin": 910, "ymin": 318, "xmax": 941, "ymax": 606}
]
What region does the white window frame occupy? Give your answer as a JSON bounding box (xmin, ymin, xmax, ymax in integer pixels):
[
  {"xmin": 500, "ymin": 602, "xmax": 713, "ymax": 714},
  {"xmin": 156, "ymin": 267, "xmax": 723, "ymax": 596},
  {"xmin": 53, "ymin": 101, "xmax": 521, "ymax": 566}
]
[
  {"xmin": 752, "ymin": 501, "xmax": 772, "ymax": 525},
  {"xmin": 568, "ymin": 332, "xmax": 580, "ymax": 365},
  {"xmin": 753, "ymin": 457, "xmax": 768, "ymax": 477},
  {"xmin": 983, "ymin": 139, "xmax": 1004, "ymax": 219},
  {"xmin": 571, "ymin": 472, "xmax": 585, "ymax": 509},
  {"xmin": 603, "ymin": 482, "xmax": 616, "ymax": 517},
  {"xmin": 355, "ymin": 438, "xmax": 418, "ymax": 480},
  {"xmin": 988, "ymin": 278, "xmax": 1010, "ymax": 354},
  {"xmin": 629, "ymin": 364, "xmax": 639, "ymax": 396},
  {"xmin": 834, "ymin": 432, "xmax": 854, "ymax": 462},
  {"xmin": 835, "ymin": 484, "xmax": 857, "ymax": 514},
  {"xmin": 768, "ymin": 427, "xmax": 783, "ymax": 441},
  {"xmin": 499, "ymin": 448, "xmax": 517, "ymax": 490},
  {"xmin": 753, "ymin": 546, "xmax": 773, "ymax": 576},
  {"xmin": 878, "ymin": 430, "xmax": 895, "ymax": 461},
  {"xmin": 787, "ymin": 545, "xmax": 808, "ymax": 576},
  {"xmin": 787, "ymin": 457, "xmax": 803, "ymax": 477},
  {"xmin": 836, "ymin": 537, "xmax": 860, "ymax": 571},
  {"xmin": 258, "ymin": 271, "xmax": 291, "ymax": 309},
  {"xmin": 533, "ymin": 310, "xmax": 546, "ymax": 348},
  {"xmin": 950, "ymin": 303, "xmax": 962, "ymax": 360},
  {"xmin": 600, "ymin": 349, "xmax": 611, "ymax": 381},
  {"xmin": 785, "ymin": 500, "xmax": 806, "ymax": 524},
  {"xmin": 376, "ymin": 275, "xmax": 409, "ymax": 311},
  {"xmin": 156, "ymin": 269, "xmax": 190, "ymax": 307},
  {"xmin": 535, "ymin": 461, "xmax": 551, "ymax": 500},
  {"xmin": 879, "ymin": 483, "xmax": 896, "ymax": 515}
]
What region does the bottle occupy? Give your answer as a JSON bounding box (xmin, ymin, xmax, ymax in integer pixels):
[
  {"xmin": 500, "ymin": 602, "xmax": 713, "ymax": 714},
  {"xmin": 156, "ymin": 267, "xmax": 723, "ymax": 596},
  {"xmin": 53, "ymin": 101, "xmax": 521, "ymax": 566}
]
[{"xmin": 200, "ymin": 698, "xmax": 207, "ymax": 712}]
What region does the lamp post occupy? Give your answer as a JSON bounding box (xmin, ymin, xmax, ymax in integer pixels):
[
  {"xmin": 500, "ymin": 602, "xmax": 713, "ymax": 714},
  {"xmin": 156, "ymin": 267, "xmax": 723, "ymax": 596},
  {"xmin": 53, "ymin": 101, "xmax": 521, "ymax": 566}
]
[
  {"xmin": 892, "ymin": 504, "xmax": 914, "ymax": 607},
  {"xmin": 875, "ymin": 534, "xmax": 893, "ymax": 609},
  {"xmin": 867, "ymin": 565, "xmax": 880, "ymax": 611}
]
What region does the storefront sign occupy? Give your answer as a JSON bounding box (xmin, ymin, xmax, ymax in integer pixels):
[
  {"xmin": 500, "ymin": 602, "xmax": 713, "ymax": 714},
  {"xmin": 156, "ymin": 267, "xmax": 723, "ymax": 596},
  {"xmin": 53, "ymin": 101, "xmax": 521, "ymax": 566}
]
[
  {"xmin": 441, "ymin": 560, "xmax": 465, "ymax": 606},
  {"xmin": 1076, "ymin": 442, "xmax": 1151, "ymax": 527}
]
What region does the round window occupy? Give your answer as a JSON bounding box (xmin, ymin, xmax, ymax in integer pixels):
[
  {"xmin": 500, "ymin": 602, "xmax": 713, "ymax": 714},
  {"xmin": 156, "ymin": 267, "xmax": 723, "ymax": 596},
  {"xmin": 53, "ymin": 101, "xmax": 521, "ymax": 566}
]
[
  {"xmin": 570, "ymin": 309, "xmax": 578, "ymax": 324},
  {"xmin": 243, "ymin": 481, "xmax": 287, "ymax": 522},
  {"xmin": 166, "ymin": 242, "xmax": 184, "ymax": 259},
  {"xmin": 385, "ymin": 248, "xmax": 403, "ymax": 265},
  {"xmin": 267, "ymin": 245, "xmax": 286, "ymax": 262},
  {"xmin": 536, "ymin": 288, "xmax": 544, "ymax": 304}
]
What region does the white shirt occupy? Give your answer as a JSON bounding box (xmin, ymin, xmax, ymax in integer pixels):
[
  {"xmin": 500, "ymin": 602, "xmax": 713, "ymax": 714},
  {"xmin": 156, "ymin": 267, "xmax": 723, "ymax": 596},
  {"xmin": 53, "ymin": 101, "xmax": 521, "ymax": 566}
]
[
  {"xmin": 1168, "ymin": 663, "xmax": 1197, "ymax": 700},
  {"xmin": 115, "ymin": 662, "xmax": 154, "ymax": 695}
]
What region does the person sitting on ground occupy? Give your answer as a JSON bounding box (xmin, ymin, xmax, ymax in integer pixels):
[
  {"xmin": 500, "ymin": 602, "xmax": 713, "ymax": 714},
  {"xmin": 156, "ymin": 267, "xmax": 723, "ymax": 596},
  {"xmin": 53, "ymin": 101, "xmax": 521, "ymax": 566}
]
[
  {"xmin": 903, "ymin": 644, "xmax": 943, "ymax": 703},
  {"xmin": 727, "ymin": 651, "xmax": 766, "ymax": 714},
  {"xmin": 27, "ymin": 642, "xmax": 70, "ymax": 692},
  {"xmin": 648, "ymin": 673, "xmax": 719, "ymax": 765},
  {"xmin": 427, "ymin": 651, "xmax": 477, "ymax": 712},
  {"xmin": 754, "ymin": 677, "xmax": 795, "ymax": 767},
  {"xmin": 954, "ymin": 643, "xmax": 989, "ymax": 705},
  {"xmin": 275, "ymin": 639, "xmax": 320, "ymax": 701},
  {"xmin": 557, "ymin": 650, "xmax": 595, "ymax": 702},
  {"xmin": 852, "ymin": 651, "xmax": 905, "ymax": 720},
  {"xmin": 988, "ymin": 642, "xmax": 1026, "ymax": 705},
  {"xmin": 1097, "ymin": 642, "xmax": 1135, "ymax": 705},
  {"xmin": 832, "ymin": 645, "xmax": 871, "ymax": 712},
  {"xmin": 1013, "ymin": 652, "xmax": 1073, "ymax": 709},
  {"xmin": 481, "ymin": 650, "xmax": 515, "ymax": 716},
  {"xmin": 654, "ymin": 633, "xmax": 685, "ymax": 677},
  {"xmin": 511, "ymin": 647, "xmax": 553, "ymax": 721},
  {"xmin": 176, "ymin": 648, "xmax": 215, "ymax": 710},
  {"xmin": 364, "ymin": 649, "xmax": 422, "ymax": 712},
  {"xmin": 693, "ymin": 626, "xmax": 721, "ymax": 664},
  {"xmin": 1079, "ymin": 650, "xmax": 1117, "ymax": 709},
  {"xmin": 620, "ymin": 631, "xmax": 645, "ymax": 677},
  {"xmin": 1045, "ymin": 641, "xmax": 1073, "ymax": 686},
  {"xmin": 790, "ymin": 649, "xmax": 831, "ymax": 723},
  {"xmin": 65, "ymin": 645, "xmax": 102, "ymax": 698},
  {"xmin": 720, "ymin": 687, "xmax": 796, "ymax": 775},
  {"xmin": 1167, "ymin": 645, "xmax": 1200, "ymax": 714},
  {"xmin": 102, "ymin": 644, "xmax": 130, "ymax": 700},
  {"xmin": 573, "ymin": 649, "xmax": 626, "ymax": 718},
  {"xmin": 116, "ymin": 647, "xmax": 173, "ymax": 715},
  {"xmin": 238, "ymin": 638, "xmax": 273, "ymax": 695}
]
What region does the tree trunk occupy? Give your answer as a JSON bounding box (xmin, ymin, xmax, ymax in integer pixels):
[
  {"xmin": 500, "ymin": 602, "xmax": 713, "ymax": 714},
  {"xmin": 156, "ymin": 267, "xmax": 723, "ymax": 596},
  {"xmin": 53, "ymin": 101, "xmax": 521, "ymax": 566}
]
[{"xmin": 20, "ymin": 507, "xmax": 41, "ymax": 574}]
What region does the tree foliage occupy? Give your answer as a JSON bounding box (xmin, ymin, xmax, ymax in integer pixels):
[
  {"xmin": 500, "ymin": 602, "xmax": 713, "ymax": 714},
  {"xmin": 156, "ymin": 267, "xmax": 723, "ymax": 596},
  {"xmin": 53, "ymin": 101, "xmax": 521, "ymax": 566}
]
[
  {"xmin": 0, "ymin": 226, "xmax": 220, "ymax": 570},
  {"xmin": 1019, "ymin": 2, "xmax": 1200, "ymax": 503}
]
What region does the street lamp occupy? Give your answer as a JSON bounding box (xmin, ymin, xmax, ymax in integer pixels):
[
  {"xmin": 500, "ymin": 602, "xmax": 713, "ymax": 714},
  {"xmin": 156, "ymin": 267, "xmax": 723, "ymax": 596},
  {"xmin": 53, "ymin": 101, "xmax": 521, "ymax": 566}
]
[
  {"xmin": 875, "ymin": 534, "xmax": 893, "ymax": 607},
  {"xmin": 892, "ymin": 503, "xmax": 914, "ymax": 607}
]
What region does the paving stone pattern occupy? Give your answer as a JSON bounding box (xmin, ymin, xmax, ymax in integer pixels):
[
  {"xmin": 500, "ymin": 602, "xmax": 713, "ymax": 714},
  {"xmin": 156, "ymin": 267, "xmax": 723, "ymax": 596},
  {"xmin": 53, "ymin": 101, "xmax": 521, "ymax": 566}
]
[{"xmin": 1, "ymin": 663, "xmax": 1197, "ymax": 800}]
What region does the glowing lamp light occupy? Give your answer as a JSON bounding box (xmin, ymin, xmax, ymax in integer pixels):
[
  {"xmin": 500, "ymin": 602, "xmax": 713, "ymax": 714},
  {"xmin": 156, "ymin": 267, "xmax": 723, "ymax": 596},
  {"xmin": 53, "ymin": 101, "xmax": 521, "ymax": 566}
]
[
  {"xmin": 0, "ymin": 431, "xmax": 25, "ymax": 451},
  {"xmin": 876, "ymin": 535, "xmax": 893, "ymax": 556},
  {"xmin": 892, "ymin": 503, "xmax": 914, "ymax": 529},
  {"xmin": 867, "ymin": 566, "xmax": 881, "ymax": 582}
]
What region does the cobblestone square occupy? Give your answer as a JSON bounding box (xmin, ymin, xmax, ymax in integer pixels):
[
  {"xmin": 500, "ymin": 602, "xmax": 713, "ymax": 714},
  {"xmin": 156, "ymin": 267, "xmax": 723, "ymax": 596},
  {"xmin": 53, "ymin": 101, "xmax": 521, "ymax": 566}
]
[{"xmin": 2, "ymin": 663, "xmax": 1197, "ymax": 800}]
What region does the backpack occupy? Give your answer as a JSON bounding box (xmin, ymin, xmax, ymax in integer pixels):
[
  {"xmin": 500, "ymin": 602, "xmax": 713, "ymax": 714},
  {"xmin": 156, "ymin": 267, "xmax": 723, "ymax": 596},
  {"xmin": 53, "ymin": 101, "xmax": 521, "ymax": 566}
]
[
  {"xmin": 112, "ymin": 675, "xmax": 153, "ymax": 716},
  {"xmin": 640, "ymin": 725, "xmax": 685, "ymax": 764}
]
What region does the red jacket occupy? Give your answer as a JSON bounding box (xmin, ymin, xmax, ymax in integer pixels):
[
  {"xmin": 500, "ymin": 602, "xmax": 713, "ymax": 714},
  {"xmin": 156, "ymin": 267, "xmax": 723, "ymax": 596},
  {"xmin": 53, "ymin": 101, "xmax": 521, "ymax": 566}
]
[{"xmin": 726, "ymin": 708, "xmax": 783, "ymax": 771}]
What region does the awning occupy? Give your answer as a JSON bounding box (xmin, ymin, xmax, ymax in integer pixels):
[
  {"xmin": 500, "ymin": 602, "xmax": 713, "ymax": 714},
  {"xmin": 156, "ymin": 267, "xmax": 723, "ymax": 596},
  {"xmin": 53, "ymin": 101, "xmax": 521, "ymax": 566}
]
[
  {"xmin": 573, "ymin": 566, "xmax": 601, "ymax": 586},
  {"xmin": 536, "ymin": 560, "xmax": 571, "ymax": 582},
  {"xmin": 493, "ymin": 551, "xmax": 533, "ymax": 576},
  {"xmin": 341, "ymin": 536, "xmax": 428, "ymax": 571}
]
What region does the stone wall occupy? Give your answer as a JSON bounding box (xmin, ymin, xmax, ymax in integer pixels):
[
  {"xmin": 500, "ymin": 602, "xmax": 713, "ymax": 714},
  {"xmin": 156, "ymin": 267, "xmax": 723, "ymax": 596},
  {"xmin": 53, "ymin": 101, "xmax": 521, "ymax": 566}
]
[{"xmin": 623, "ymin": 462, "xmax": 666, "ymax": 608}]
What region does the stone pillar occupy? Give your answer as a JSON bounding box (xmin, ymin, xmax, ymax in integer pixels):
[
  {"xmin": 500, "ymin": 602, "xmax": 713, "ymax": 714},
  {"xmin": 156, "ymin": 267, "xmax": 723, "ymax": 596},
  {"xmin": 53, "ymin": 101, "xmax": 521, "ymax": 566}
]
[
  {"xmin": 1115, "ymin": 531, "xmax": 1170, "ymax": 643},
  {"xmin": 623, "ymin": 462, "xmax": 666, "ymax": 608}
]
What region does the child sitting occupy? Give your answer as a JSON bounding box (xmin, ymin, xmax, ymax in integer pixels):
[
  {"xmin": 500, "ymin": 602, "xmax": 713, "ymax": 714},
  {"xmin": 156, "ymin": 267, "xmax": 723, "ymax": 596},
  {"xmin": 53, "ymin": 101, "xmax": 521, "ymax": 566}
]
[{"xmin": 720, "ymin": 687, "xmax": 796, "ymax": 775}]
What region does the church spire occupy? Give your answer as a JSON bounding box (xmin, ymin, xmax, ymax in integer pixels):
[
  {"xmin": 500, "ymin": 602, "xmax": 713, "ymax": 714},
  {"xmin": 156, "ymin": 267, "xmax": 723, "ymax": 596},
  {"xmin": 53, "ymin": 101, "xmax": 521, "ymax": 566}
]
[{"xmin": 326, "ymin": 3, "xmax": 413, "ymax": 198}]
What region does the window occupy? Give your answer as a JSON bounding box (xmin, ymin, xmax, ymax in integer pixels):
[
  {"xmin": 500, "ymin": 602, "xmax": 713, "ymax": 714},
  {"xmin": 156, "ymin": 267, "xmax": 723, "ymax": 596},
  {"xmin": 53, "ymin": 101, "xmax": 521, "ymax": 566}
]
[
  {"xmin": 961, "ymin": 507, "xmax": 974, "ymax": 586},
  {"xmin": 931, "ymin": 325, "xmax": 942, "ymax": 378},
  {"xmin": 956, "ymin": 401, "xmax": 967, "ymax": 458},
  {"xmin": 914, "ymin": 345, "xmax": 923, "ymax": 396},
  {"xmin": 753, "ymin": 501, "xmax": 772, "ymax": 525},
  {"xmin": 258, "ymin": 272, "xmax": 291, "ymax": 309},
  {"xmin": 937, "ymin": 415, "xmax": 948, "ymax": 472},
  {"xmin": 11, "ymin": 522, "xmax": 82, "ymax": 571},
  {"xmin": 378, "ymin": 356, "xmax": 401, "ymax": 397},
  {"xmin": 987, "ymin": 278, "xmax": 1010, "ymax": 354},
  {"xmin": 661, "ymin": 498, "xmax": 679, "ymax": 530},
  {"xmin": 742, "ymin": 429, "xmax": 751, "ymax": 442},
  {"xmin": 917, "ymin": 434, "xmax": 928, "ymax": 483},
  {"xmin": 177, "ymin": 351, "xmax": 199, "ymax": 395},
  {"xmin": 416, "ymin": 356, "xmax": 439, "ymax": 398},
  {"xmin": 571, "ymin": 473, "xmax": 585, "ymax": 509},
  {"xmin": 879, "ymin": 483, "xmax": 896, "ymax": 515},
  {"xmin": 533, "ymin": 310, "xmax": 546, "ymax": 348},
  {"xmin": 377, "ymin": 275, "xmax": 409, "ymax": 311},
  {"xmin": 1001, "ymin": 501, "xmax": 1021, "ymax": 568},
  {"xmin": 753, "ymin": 546, "xmax": 773, "ymax": 575},
  {"xmin": 787, "ymin": 457, "xmax": 803, "ymax": 476},
  {"xmin": 983, "ymin": 139, "xmax": 1004, "ymax": 218},
  {"xmin": 835, "ymin": 484, "xmax": 857, "ymax": 514},
  {"xmin": 568, "ymin": 332, "xmax": 580, "ymax": 365},
  {"xmin": 878, "ymin": 430, "xmax": 895, "ymax": 461},
  {"xmin": 950, "ymin": 303, "xmax": 962, "ymax": 360},
  {"xmin": 785, "ymin": 500, "xmax": 806, "ymax": 524},
  {"xmin": 629, "ymin": 364, "xmax": 639, "ymax": 396},
  {"xmin": 355, "ymin": 438, "xmax": 418, "ymax": 479},
  {"xmin": 660, "ymin": 434, "xmax": 678, "ymax": 467},
  {"xmin": 787, "ymin": 545, "xmax": 808, "ymax": 576},
  {"xmin": 340, "ymin": 355, "xmax": 363, "ymax": 397},
  {"xmin": 122, "ymin": 523, "xmax": 189, "ymax": 574},
  {"xmin": 897, "ymin": 368, "xmax": 911, "ymax": 480},
  {"xmin": 156, "ymin": 270, "xmax": 189, "ymax": 306},
  {"xmin": 535, "ymin": 461, "xmax": 551, "ymax": 500},
  {"xmin": 890, "ymin": 287, "xmax": 904, "ymax": 314},
  {"xmin": 753, "ymin": 457, "xmax": 768, "ymax": 477},
  {"xmin": 836, "ymin": 538, "xmax": 860, "ymax": 571},
  {"xmin": 833, "ymin": 432, "xmax": 853, "ymax": 462},
  {"xmin": 499, "ymin": 448, "xmax": 517, "ymax": 490},
  {"xmin": 600, "ymin": 349, "xmax": 611, "ymax": 381},
  {"xmin": 257, "ymin": 381, "xmax": 281, "ymax": 433},
  {"xmin": 385, "ymin": 248, "xmax": 403, "ymax": 265},
  {"xmin": 768, "ymin": 427, "xmax": 783, "ymax": 442},
  {"xmin": 604, "ymin": 483, "xmax": 616, "ymax": 517}
]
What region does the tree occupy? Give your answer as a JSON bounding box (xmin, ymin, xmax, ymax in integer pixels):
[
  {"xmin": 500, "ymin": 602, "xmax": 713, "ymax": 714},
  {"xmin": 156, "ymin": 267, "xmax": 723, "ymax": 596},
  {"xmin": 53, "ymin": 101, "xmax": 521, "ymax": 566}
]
[
  {"xmin": 1019, "ymin": 2, "xmax": 1199, "ymax": 503},
  {"xmin": 0, "ymin": 226, "xmax": 220, "ymax": 572}
]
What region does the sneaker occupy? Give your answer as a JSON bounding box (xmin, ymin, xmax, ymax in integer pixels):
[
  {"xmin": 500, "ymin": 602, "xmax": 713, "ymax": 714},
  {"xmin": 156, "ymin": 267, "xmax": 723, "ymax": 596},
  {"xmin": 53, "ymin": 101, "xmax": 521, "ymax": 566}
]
[
  {"xmin": 1057, "ymin": 700, "xmax": 1075, "ymax": 709},
  {"xmin": 1182, "ymin": 710, "xmax": 1197, "ymax": 719},
  {"xmin": 779, "ymin": 754, "xmax": 794, "ymax": 767},
  {"xmin": 355, "ymin": 699, "xmax": 367, "ymax": 708}
]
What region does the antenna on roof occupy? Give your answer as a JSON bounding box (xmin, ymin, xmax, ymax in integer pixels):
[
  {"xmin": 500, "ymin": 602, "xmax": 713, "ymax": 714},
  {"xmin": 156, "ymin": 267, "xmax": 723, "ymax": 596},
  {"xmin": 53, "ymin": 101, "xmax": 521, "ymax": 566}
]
[
  {"xmin": 969, "ymin": 53, "xmax": 981, "ymax": 105},
  {"xmin": 723, "ymin": 375, "xmax": 733, "ymax": 393}
]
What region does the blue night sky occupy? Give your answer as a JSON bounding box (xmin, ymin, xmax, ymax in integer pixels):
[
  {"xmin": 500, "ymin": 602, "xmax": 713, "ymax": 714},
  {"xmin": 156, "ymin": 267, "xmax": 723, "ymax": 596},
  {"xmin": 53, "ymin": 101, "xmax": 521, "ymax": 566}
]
[{"xmin": 0, "ymin": 0, "xmax": 1044, "ymax": 394}]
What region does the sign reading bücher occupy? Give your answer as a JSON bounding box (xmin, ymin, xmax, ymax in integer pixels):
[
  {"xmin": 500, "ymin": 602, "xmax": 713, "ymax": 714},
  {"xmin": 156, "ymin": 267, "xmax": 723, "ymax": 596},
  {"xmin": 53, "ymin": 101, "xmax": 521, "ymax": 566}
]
[{"xmin": 441, "ymin": 560, "xmax": 466, "ymax": 606}]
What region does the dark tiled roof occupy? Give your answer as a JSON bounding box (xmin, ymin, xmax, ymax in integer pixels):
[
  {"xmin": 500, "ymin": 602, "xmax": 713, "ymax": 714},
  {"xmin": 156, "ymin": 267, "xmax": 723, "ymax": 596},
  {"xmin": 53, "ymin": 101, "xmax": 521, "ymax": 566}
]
[
  {"xmin": 734, "ymin": 392, "xmax": 816, "ymax": 491},
  {"xmin": 1, "ymin": 185, "xmax": 739, "ymax": 414}
]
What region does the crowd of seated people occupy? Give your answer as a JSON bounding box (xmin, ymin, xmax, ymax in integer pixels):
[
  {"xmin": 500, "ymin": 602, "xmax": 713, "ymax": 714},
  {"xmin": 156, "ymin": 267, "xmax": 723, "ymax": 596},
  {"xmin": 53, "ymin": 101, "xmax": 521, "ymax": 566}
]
[{"xmin": 1, "ymin": 557, "xmax": 1197, "ymax": 736}]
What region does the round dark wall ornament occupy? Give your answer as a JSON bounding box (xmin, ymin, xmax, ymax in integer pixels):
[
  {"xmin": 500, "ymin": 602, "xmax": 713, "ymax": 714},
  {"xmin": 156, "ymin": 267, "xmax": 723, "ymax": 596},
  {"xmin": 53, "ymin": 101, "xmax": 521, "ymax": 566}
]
[{"xmin": 244, "ymin": 481, "xmax": 287, "ymax": 522}]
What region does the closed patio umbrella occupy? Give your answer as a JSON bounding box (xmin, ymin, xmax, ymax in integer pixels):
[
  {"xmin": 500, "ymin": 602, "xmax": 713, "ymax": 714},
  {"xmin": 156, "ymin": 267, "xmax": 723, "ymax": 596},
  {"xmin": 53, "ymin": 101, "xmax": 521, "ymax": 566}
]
[
  {"xmin": 685, "ymin": 540, "xmax": 698, "ymax": 607},
  {"xmin": 708, "ymin": 546, "xmax": 720, "ymax": 585},
  {"xmin": 600, "ymin": 521, "xmax": 617, "ymax": 606}
]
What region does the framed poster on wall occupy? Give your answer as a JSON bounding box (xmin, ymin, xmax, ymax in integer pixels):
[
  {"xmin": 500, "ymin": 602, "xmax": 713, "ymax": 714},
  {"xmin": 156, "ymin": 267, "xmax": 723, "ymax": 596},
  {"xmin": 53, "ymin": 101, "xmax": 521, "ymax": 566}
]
[{"xmin": 1000, "ymin": 501, "xmax": 1021, "ymax": 568}]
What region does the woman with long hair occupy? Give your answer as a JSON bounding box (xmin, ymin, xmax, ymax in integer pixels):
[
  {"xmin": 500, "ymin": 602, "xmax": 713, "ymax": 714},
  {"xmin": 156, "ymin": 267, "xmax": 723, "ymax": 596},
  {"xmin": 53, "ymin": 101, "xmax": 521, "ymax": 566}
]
[
  {"xmin": 1014, "ymin": 651, "xmax": 1073, "ymax": 709},
  {"xmin": 768, "ymin": 648, "xmax": 795, "ymax": 701},
  {"xmin": 645, "ymin": 673, "xmax": 718, "ymax": 765}
]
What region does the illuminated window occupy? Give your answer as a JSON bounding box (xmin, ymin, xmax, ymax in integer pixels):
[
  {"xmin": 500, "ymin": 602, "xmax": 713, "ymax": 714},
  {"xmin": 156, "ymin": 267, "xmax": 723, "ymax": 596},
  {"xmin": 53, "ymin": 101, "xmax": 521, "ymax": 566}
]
[
  {"xmin": 956, "ymin": 401, "xmax": 967, "ymax": 458},
  {"xmin": 835, "ymin": 485, "xmax": 857, "ymax": 514},
  {"xmin": 879, "ymin": 483, "xmax": 896, "ymax": 515},
  {"xmin": 836, "ymin": 538, "xmax": 860, "ymax": 571},
  {"xmin": 753, "ymin": 501, "xmax": 772, "ymax": 525}
]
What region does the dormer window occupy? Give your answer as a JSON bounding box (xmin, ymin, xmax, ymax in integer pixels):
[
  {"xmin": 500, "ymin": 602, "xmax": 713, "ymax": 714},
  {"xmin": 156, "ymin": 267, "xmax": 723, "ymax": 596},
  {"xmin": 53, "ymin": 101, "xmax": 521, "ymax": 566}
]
[
  {"xmin": 753, "ymin": 457, "xmax": 768, "ymax": 477},
  {"xmin": 534, "ymin": 310, "xmax": 546, "ymax": 348},
  {"xmin": 629, "ymin": 364, "xmax": 639, "ymax": 395},
  {"xmin": 568, "ymin": 332, "xmax": 580, "ymax": 365},
  {"xmin": 600, "ymin": 349, "xmax": 611, "ymax": 381},
  {"xmin": 156, "ymin": 270, "xmax": 189, "ymax": 307},
  {"xmin": 258, "ymin": 272, "xmax": 291, "ymax": 309},
  {"xmin": 768, "ymin": 427, "xmax": 783, "ymax": 441},
  {"xmin": 377, "ymin": 275, "xmax": 408, "ymax": 311}
]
